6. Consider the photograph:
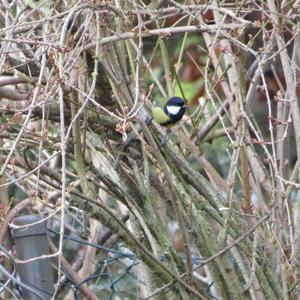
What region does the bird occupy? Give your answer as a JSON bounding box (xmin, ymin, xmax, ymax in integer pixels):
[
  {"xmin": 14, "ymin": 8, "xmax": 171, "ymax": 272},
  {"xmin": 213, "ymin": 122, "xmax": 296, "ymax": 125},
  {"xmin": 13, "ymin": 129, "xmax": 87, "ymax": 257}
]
[
  {"xmin": 152, "ymin": 96, "xmax": 187, "ymax": 146},
  {"xmin": 152, "ymin": 96, "xmax": 187, "ymax": 127},
  {"xmin": 114, "ymin": 97, "xmax": 186, "ymax": 164}
]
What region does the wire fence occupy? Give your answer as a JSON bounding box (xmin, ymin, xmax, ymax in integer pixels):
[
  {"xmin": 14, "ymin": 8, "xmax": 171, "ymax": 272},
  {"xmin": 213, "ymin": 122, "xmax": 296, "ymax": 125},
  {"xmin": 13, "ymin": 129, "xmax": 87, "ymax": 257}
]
[{"xmin": 0, "ymin": 223, "xmax": 213, "ymax": 300}]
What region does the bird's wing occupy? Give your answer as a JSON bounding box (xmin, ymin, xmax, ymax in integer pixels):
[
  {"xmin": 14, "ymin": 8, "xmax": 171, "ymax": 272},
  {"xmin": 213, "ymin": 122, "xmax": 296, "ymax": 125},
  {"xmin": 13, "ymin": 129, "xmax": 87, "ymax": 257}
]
[{"xmin": 152, "ymin": 106, "xmax": 170, "ymax": 125}]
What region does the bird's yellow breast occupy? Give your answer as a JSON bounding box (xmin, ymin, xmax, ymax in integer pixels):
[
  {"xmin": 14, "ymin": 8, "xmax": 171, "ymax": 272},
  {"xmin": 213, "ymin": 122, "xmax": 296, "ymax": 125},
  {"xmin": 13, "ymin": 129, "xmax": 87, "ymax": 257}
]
[{"xmin": 152, "ymin": 106, "xmax": 170, "ymax": 125}]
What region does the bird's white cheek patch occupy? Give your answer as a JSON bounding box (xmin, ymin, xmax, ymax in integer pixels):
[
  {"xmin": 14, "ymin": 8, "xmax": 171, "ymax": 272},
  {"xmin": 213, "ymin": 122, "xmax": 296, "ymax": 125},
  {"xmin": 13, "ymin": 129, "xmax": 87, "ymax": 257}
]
[{"xmin": 167, "ymin": 105, "xmax": 181, "ymax": 115}]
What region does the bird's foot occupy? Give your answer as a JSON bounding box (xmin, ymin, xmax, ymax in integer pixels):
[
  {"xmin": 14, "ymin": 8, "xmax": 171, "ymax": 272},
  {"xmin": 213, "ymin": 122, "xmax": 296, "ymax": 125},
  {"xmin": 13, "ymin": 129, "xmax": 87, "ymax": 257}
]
[
  {"xmin": 159, "ymin": 129, "xmax": 171, "ymax": 147},
  {"xmin": 145, "ymin": 115, "xmax": 153, "ymax": 125}
]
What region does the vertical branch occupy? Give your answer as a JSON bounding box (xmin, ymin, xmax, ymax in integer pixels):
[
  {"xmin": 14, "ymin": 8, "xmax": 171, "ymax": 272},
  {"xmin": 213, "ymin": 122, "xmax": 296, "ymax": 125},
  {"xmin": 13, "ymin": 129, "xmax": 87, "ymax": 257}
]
[
  {"xmin": 266, "ymin": 0, "xmax": 300, "ymax": 259},
  {"xmin": 158, "ymin": 40, "xmax": 173, "ymax": 97},
  {"xmin": 241, "ymin": 147, "xmax": 251, "ymax": 211},
  {"xmin": 236, "ymin": 59, "xmax": 251, "ymax": 213},
  {"xmin": 52, "ymin": 6, "xmax": 78, "ymax": 298},
  {"xmin": 66, "ymin": 12, "xmax": 101, "ymax": 293},
  {"xmin": 152, "ymin": 0, "xmax": 173, "ymax": 97},
  {"xmin": 0, "ymin": 161, "xmax": 12, "ymax": 299}
]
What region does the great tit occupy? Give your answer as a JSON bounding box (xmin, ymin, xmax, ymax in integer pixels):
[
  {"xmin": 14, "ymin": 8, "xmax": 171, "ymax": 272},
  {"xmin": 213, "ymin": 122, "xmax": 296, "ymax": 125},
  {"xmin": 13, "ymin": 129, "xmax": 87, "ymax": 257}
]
[{"xmin": 152, "ymin": 96, "xmax": 187, "ymax": 127}]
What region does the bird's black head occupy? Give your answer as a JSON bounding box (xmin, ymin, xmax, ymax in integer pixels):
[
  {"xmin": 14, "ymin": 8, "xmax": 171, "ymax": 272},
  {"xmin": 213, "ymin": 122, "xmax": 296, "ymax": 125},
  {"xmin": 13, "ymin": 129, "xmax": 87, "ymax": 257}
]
[{"xmin": 164, "ymin": 97, "xmax": 186, "ymax": 123}]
